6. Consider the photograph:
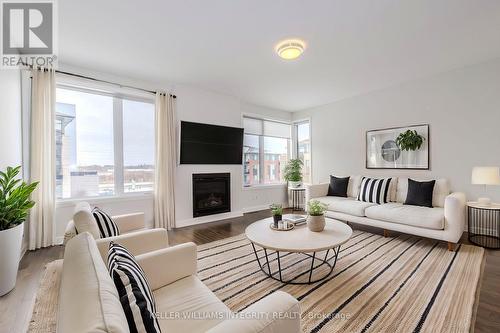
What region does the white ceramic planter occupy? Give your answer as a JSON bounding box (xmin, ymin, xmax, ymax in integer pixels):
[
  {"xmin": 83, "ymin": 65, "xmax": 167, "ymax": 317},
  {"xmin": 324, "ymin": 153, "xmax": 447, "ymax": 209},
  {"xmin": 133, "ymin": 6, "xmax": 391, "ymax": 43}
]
[
  {"xmin": 289, "ymin": 181, "xmax": 302, "ymax": 188},
  {"xmin": 0, "ymin": 222, "xmax": 24, "ymax": 296},
  {"xmin": 307, "ymin": 215, "xmax": 325, "ymax": 232}
]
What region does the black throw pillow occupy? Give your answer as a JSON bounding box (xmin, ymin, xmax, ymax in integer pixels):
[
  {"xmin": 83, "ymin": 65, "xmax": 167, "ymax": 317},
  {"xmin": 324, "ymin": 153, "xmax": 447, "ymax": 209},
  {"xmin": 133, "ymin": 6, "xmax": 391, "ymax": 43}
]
[
  {"xmin": 327, "ymin": 175, "xmax": 350, "ymax": 197},
  {"xmin": 405, "ymin": 178, "xmax": 435, "ymax": 208}
]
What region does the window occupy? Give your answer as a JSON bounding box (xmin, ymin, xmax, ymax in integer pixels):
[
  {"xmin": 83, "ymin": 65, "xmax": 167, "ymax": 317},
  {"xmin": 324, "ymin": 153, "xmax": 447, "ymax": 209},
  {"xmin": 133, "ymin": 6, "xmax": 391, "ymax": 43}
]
[
  {"xmin": 55, "ymin": 86, "xmax": 154, "ymax": 199},
  {"xmin": 294, "ymin": 120, "xmax": 311, "ymax": 184},
  {"xmin": 243, "ymin": 116, "xmax": 291, "ymax": 186}
]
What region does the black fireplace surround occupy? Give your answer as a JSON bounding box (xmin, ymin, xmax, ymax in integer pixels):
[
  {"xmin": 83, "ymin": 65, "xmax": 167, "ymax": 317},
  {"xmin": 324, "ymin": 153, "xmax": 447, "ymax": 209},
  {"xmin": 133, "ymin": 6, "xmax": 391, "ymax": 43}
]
[{"xmin": 192, "ymin": 173, "xmax": 231, "ymax": 218}]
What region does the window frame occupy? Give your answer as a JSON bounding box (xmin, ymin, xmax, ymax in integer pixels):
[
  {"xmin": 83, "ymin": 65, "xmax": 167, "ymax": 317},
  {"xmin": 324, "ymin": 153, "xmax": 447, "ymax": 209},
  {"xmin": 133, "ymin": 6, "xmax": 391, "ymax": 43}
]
[
  {"xmin": 292, "ymin": 118, "xmax": 312, "ymax": 184},
  {"xmin": 242, "ymin": 115, "xmax": 292, "ymax": 188},
  {"xmin": 55, "ymin": 83, "xmax": 155, "ymax": 201}
]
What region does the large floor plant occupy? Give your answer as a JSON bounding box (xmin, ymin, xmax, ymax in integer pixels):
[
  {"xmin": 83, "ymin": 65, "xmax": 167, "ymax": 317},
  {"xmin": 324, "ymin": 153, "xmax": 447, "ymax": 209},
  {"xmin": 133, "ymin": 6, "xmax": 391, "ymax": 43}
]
[{"xmin": 0, "ymin": 166, "xmax": 38, "ymax": 296}]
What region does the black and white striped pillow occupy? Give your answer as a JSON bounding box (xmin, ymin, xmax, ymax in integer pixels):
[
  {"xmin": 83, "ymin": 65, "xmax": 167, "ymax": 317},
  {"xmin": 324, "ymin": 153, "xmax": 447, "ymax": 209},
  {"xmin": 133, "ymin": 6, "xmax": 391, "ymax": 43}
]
[
  {"xmin": 357, "ymin": 177, "xmax": 392, "ymax": 204},
  {"xmin": 108, "ymin": 242, "xmax": 161, "ymax": 333},
  {"xmin": 92, "ymin": 207, "xmax": 120, "ymax": 238}
]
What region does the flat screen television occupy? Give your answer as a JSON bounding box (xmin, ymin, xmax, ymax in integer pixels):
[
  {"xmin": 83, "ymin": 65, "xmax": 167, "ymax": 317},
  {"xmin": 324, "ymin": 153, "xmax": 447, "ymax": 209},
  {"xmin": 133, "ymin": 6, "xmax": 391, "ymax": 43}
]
[{"xmin": 180, "ymin": 121, "xmax": 244, "ymax": 164}]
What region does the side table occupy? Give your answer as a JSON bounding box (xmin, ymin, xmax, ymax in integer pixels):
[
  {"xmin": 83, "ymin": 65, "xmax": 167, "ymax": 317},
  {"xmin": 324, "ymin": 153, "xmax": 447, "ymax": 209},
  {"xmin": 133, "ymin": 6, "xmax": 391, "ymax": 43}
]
[
  {"xmin": 467, "ymin": 202, "xmax": 500, "ymax": 249},
  {"xmin": 289, "ymin": 187, "xmax": 305, "ymax": 211}
]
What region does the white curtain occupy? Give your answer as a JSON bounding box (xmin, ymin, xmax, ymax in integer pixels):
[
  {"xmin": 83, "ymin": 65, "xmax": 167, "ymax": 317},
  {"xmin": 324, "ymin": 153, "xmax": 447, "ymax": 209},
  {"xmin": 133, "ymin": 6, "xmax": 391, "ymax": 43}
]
[
  {"xmin": 154, "ymin": 93, "xmax": 176, "ymax": 230},
  {"xmin": 29, "ymin": 68, "xmax": 56, "ymax": 250}
]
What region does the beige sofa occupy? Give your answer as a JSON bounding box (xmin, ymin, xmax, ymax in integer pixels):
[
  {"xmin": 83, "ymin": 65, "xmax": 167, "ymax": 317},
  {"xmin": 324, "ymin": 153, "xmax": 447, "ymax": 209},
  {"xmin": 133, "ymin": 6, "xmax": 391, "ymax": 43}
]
[
  {"xmin": 63, "ymin": 201, "xmax": 150, "ymax": 244},
  {"xmin": 58, "ymin": 232, "xmax": 301, "ymax": 333},
  {"xmin": 306, "ymin": 176, "xmax": 466, "ymax": 250}
]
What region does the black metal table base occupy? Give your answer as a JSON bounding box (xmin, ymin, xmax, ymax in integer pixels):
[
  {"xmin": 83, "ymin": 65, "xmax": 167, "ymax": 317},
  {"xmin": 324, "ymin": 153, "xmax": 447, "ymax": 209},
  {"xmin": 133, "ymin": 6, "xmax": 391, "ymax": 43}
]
[{"xmin": 251, "ymin": 243, "xmax": 341, "ymax": 284}]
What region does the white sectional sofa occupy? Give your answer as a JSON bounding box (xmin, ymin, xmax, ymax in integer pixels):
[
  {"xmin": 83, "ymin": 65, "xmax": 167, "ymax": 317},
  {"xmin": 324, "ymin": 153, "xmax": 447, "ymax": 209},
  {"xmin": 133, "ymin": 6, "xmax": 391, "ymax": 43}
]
[
  {"xmin": 305, "ymin": 176, "xmax": 466, "ymax": 250},
  {"xmin": 58, "ymin": 231, "xmax": 301, "ymax": 333}
]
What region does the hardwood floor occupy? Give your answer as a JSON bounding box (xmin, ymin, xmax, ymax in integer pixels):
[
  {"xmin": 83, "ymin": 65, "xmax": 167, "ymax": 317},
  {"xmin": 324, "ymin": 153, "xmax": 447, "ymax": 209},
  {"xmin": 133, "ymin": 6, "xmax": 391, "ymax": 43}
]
[{"xmin": 1, "ymin": 209, "xmax": 499, "ymax": 332}]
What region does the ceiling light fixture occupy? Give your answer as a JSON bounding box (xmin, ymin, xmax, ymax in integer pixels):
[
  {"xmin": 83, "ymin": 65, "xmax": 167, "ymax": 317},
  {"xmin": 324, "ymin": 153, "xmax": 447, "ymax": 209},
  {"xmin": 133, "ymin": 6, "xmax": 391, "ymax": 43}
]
[{"xmin": 276, "ymin": 39, "xmax": 305, "ymax": 60}]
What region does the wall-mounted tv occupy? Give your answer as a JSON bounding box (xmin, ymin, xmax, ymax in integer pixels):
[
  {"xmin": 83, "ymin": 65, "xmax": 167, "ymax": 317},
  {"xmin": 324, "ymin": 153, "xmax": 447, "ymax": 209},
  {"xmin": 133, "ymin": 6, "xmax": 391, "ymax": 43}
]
[{"xmin": 180, "ymin": 121, "xmax": 244, "ymax": 164}]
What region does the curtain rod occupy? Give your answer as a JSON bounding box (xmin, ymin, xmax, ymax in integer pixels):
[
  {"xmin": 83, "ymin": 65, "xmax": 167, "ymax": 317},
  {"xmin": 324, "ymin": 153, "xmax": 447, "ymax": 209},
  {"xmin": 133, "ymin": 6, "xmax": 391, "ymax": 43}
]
[{"xmin": 55, "ymin": 70, "xmax": 176, "ymax": 99}]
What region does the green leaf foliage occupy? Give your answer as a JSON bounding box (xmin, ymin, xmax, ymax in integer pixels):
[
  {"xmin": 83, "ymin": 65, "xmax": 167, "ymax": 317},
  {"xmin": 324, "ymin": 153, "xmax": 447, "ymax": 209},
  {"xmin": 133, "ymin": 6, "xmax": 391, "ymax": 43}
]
[
  {"xmin": 269, "ymin": 203, "xmax": 283, "ymax": 216},
  {"xmin": 0, "ymin": 166, "xmax": 39, "ymax": 231},
  {"xmin": 395, "ymin": 130, "xmax": 425, "ymax": 151},
  {"xmin": 283, "ymin": 159, "xmax": 303, "ymax": 182},
  {"xmin": 307, "ymin": 200, "xmax": 328, "ymax": 216}
]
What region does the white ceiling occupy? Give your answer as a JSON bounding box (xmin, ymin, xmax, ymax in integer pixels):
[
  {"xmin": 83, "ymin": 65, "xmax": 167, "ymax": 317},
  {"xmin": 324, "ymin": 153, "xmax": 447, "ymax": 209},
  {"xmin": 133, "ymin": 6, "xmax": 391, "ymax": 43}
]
[{"xmin": 59, "ymin": 0, "xmax": 500, "ymax": 111}]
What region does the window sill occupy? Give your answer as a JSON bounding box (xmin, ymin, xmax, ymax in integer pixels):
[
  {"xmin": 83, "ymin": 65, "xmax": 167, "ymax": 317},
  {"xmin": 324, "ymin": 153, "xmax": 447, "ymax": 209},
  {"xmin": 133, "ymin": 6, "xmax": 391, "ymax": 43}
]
[
  {"xmin": 242, "ymin": 183, "xmax": 287, "ymax": 191},
  {"xmin": 56, "ymin": 192, "xmax": 154, "ymax": 208}
]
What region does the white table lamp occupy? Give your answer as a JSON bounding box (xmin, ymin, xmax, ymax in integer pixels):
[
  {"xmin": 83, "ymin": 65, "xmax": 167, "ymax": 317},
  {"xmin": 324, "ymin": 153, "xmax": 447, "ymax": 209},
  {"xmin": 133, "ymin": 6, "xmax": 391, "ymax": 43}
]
[{"xmin": 471, "ymin": 166, "xmax": 500, "ymax": 206}]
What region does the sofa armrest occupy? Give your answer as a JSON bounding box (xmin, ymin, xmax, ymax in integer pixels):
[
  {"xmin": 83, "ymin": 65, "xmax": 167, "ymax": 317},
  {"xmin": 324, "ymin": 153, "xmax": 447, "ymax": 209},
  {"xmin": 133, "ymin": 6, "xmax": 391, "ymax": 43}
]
[
  {"xmin": 305, "ymin": 183, "xmax": 329, "ymax": 204},
  {"xmin": 95, "ymin": 228, "xmax": 169, "ymax": 262},
  {"xmin": 443, "ymin": 192, "xmax": 466, "ymax": 243},
  {"xmin": 112, "ymin": 212, "xmax": 146, "ymax": 233},
  {"xmin": 63, "ymin": 220, "xmax": 77, "ymax": 245},
  {"xmin": 206, "ymin": 291, "xmax": 301, "ymax": 333},
  {"xmin": 136, "ymin": 242, "xmax": 197, "ymax": 290}
]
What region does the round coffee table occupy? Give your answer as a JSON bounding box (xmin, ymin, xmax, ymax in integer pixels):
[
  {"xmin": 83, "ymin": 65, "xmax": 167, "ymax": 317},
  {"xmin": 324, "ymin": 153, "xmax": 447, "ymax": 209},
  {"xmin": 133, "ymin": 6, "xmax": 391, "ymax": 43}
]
[{"xmin": 245, "ymin": 217, "xmax": 352, "ymax": 284}]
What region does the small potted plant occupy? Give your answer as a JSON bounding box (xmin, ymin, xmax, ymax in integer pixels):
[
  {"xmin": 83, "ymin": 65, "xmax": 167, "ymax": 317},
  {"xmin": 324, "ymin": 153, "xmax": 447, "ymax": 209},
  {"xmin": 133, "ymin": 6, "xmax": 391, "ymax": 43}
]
[
  {"xmin": 0, "ymin": 166, "xmax": 38, "ymax": 296},
  {"xmin": 284, "ymin": 159, "xmax": 304, "ymax": 188},
  {"xmin": 307, "ymin": 200, "xmax": 328, "ymax": 232},
  {"xmin": 270, "ymin": 203, "xmax": 283, "ymax": 228}
]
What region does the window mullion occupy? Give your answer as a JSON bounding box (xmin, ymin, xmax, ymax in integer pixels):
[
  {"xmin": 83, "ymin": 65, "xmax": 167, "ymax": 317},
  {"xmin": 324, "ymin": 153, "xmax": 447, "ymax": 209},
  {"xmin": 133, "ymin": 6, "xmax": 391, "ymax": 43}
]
[
  {"xmin": 259, "ymin": 135, "xmax": 265, "ymax": 185},
  {"xmin": 113, "ymin": 97, "xmax": 124, "ymax": 195}
]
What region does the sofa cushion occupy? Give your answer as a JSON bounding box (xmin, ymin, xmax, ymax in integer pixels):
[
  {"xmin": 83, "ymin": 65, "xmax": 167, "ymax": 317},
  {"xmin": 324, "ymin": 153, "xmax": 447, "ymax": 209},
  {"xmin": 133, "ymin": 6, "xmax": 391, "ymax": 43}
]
[
  {"xmin": 93, "ymin": 207, "xmax": 120, "ymax": 238},
  {"xmin": 397, "ymin": 178, "xmax": 450, "ymax": 207},
  {"xmin": 315, "ymin": 196, "xmax": 377, "ymax": 217},
  {"xmin": 327, "ymin": 175, "xmax": 349, "ymax": 197},
  {"xmin": 405, "ymin": 179, "xmax": 435, "ymax": 208},
  {"xmin": 108, "ymin": 242, "xmax": 161, "ymax": 333},
  {"xmin": 73, "ymin": 202, "xmax": 101, "ymax": 239},
  {"xmin": 347, "ymin": 175, "xmax": 362, "ymax": 198},
  {"xmin": 365, "ymin": 203, "xmax": 445, "ymax": 230},
  {"xmin": 358, "ymin": 177, "xmax": 392, "ymax": 204},
  {"xmin": 58, "ymin": 232, "xmax": 129, "ymax": 333},
  {"xmin": 154, "ymin": 275, "xmax": 231, "ymax": 333}
]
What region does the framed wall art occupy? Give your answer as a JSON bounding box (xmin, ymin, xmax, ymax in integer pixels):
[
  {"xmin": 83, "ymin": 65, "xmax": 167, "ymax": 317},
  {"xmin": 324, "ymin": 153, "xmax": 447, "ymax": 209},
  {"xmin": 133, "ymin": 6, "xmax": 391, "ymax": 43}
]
[{"xmin": 366, "ymin": 124, "xmax": 429, "ymax": 170}]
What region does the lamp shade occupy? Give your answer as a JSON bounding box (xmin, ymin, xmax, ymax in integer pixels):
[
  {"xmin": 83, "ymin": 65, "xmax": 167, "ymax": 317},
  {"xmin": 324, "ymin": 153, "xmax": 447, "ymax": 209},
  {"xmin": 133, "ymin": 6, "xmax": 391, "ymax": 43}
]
[{"xmin": 471, "ymin": 167, "xmax": 500, "ymax": 185}]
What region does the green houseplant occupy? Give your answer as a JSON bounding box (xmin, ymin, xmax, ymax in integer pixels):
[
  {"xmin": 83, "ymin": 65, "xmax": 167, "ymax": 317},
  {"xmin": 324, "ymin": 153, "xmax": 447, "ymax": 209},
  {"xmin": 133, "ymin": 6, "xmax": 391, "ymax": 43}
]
[
  {"xmin": 395, "ymin": 130, "xmax": 424, "ymax": 151},
  {"xmin": 283, "ymin": 159, "xmax": 303, "ymax": 188},
  {"xmin": 270, "ymin": 203, "xmax": 283, "ymax": 227},
  {"xmin": 306, "ymin": 200, "xmax": 328, "ymax": 232},
  {"xmin": 0, "ymin": 166, "xmax": 38, "ymax": 296}
]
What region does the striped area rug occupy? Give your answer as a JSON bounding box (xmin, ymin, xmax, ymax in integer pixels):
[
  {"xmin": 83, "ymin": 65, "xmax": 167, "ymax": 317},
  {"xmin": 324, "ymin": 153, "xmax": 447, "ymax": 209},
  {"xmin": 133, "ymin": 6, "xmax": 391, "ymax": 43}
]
[{"xmin": 197, "ymin": 230, "xmax": 484, "ymax": 333}]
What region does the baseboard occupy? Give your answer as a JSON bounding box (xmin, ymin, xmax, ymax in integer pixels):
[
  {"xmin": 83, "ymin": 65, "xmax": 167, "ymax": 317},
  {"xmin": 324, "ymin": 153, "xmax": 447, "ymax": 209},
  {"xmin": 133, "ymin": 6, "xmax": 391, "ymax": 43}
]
[{"xmin": 176, "ymin": 211, "xmax": 244, "ymax": 228}]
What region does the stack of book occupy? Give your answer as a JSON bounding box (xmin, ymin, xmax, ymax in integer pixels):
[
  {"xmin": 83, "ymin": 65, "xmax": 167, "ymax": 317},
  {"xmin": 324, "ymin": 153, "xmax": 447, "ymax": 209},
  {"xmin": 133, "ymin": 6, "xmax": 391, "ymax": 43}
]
[{"xmin": 282, "ymin": 214, "xmax": 307, "ymax": 225}]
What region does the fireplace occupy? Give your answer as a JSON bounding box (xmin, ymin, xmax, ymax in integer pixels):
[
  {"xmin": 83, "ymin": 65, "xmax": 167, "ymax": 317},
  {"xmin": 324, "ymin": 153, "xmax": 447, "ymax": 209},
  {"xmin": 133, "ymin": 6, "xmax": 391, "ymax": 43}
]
[{"xmin": 192, "ymin": 173, "xmax": 231, "ymax": 218}]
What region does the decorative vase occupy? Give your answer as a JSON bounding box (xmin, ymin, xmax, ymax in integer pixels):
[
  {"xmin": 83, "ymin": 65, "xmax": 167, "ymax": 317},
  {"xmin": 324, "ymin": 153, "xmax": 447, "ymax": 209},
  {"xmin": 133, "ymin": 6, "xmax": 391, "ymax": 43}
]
[
  {"xmin": 0, "ymin": 222, "xmax": 24, "ymax": 296},
  {"xmin": 273, "ymin": 215, "xmax": 282, "ymax": 228},
  {"xmin": 289, "ymin": 181, "xmax": 302, "ymax": 188},
  {"xmin": 307, "ymin": 215, "xmax": 325, "ymax": 232}
]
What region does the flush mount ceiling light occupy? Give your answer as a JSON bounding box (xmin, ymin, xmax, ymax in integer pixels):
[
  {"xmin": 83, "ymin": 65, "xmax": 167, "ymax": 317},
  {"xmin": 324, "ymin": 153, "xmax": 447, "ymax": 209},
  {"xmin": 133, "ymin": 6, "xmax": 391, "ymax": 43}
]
[{"xmin": 275, "ymin": 39, "xmax": 306, "ymax": 60}]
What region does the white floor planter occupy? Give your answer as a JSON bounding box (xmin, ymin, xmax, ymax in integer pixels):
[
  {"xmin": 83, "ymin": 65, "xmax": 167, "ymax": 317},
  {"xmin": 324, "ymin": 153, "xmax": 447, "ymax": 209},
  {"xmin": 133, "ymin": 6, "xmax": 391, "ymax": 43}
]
[
  {"xmin": 0, "ymin": 222, "xmax": 24, "ymax": 296},
  {"xmin": 289, "ymin": 181, "xmax": 302, "ymax": 188}
]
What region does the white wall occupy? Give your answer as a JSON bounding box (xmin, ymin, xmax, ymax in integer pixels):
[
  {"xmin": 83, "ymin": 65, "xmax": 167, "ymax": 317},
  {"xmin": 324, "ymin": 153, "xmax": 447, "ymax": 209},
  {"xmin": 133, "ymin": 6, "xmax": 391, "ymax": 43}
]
[
  {"xmin": 0, "ymin": 70, "xmax": 25, "ymax": 251},
  {"xmin": 293, "ymin": 58, "xmax": 500, "ymax": 202},
  {"xmin": 51, "ymin": 64, "xmax": 291, "ymax": 237},
  {"xmin": 0, "ymin": 71, "xmax": 22, "ymax": 171}
]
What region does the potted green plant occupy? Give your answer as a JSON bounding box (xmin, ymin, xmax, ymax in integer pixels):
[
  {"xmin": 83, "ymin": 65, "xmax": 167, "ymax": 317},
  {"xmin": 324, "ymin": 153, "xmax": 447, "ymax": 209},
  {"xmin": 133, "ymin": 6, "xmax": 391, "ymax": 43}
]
[
  {"xmin": 0, "ymin": 166, "xmax": 38, "ymax": 296},
  {"xmin": 307, "ymin": 200, "xmax": 328, "ymax": 232},
  {"xmin": 395, "ymin": 129, "xmax": 425, "ymax": 151},
  {"xmin": 284, "ymin": 159, "xmax": 303, "ymax": 188},
  {"xmin": 270, "ymin": 203, "xmax": 283, "ymax": 228}
]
